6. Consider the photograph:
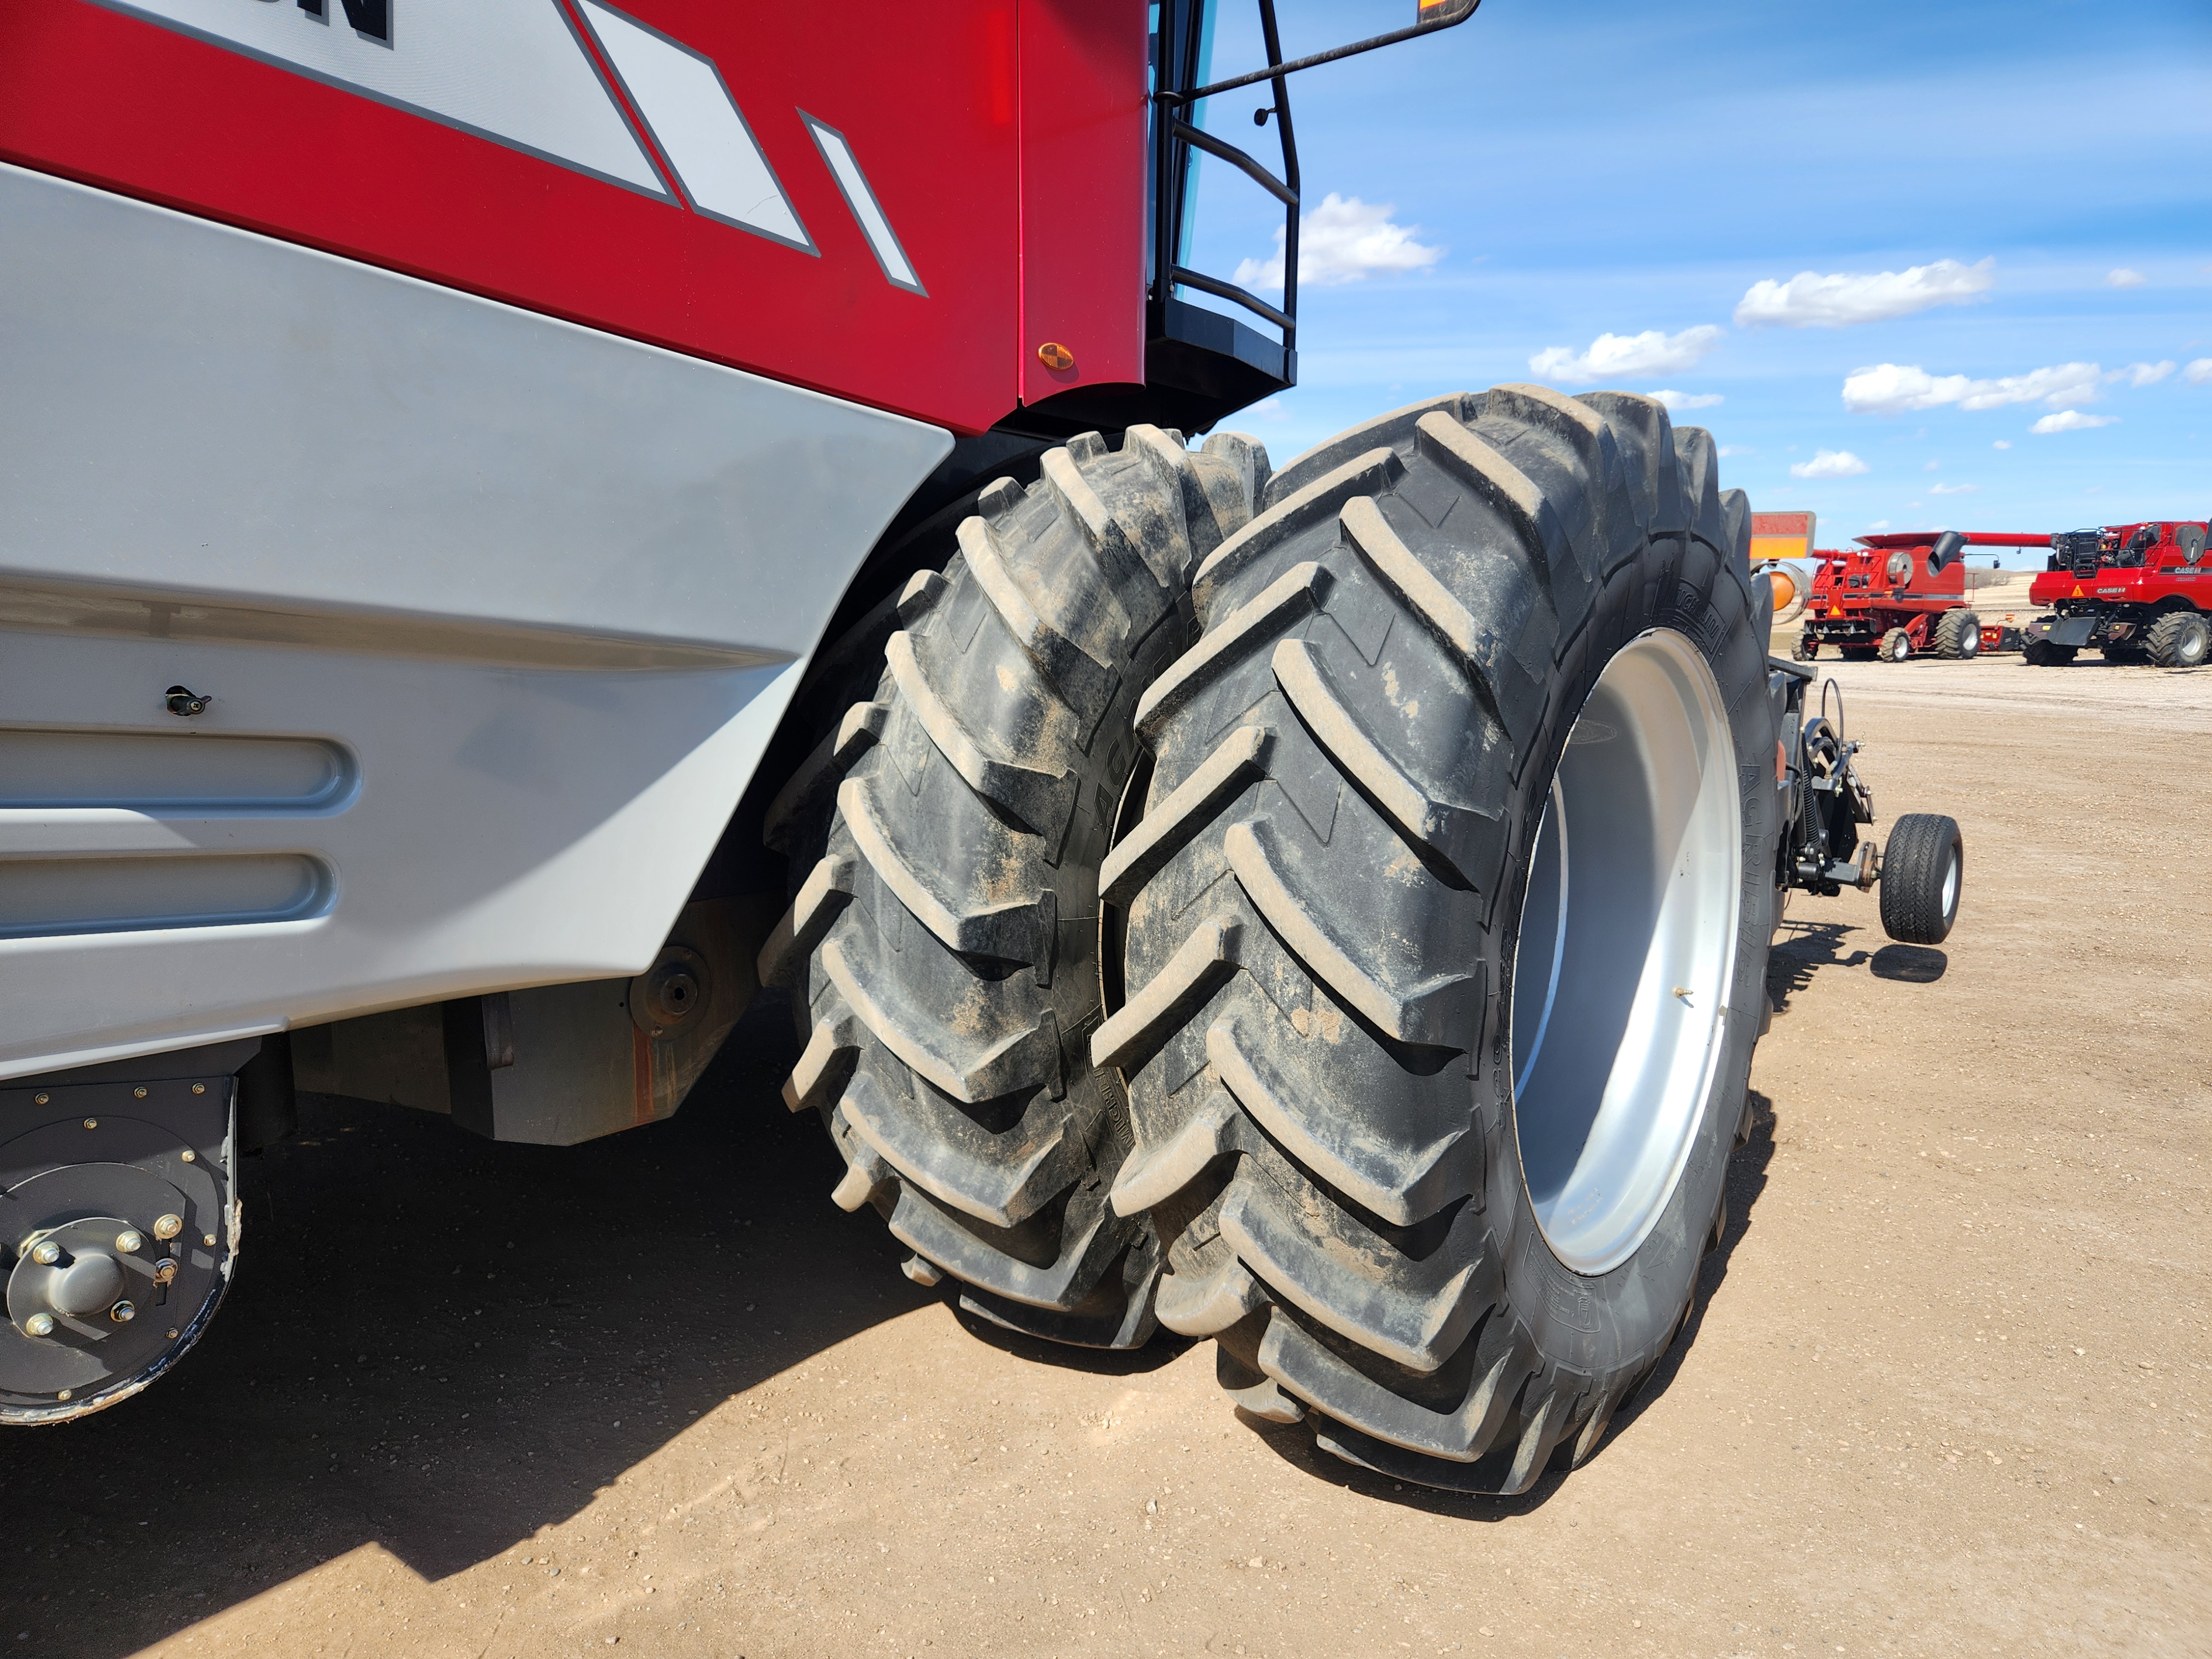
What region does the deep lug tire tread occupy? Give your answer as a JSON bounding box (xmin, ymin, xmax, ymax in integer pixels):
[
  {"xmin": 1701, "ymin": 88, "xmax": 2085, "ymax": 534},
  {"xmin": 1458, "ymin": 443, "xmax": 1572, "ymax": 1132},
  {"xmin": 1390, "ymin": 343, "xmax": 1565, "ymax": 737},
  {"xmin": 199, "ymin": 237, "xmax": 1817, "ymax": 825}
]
[
  {"xmin": 774, "ymin": 427, "xmax": 1262, "ymax": 1348},
  {"xmin": 1110, "ymin": 387, "xmax": 1779, "ymax": 1488},
  {"xmin": 2144, "ymin": 609, "xmax": 2209, "ymax": 669}
]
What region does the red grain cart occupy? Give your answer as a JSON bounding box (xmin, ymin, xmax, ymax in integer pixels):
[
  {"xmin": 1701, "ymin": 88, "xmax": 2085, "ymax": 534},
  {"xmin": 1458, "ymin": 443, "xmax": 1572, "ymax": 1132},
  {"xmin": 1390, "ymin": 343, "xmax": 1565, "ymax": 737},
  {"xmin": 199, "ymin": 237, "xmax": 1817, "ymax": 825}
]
[{"xmin": 1793, "ymin": 531, "xmax": 2049, "ymax": 662}]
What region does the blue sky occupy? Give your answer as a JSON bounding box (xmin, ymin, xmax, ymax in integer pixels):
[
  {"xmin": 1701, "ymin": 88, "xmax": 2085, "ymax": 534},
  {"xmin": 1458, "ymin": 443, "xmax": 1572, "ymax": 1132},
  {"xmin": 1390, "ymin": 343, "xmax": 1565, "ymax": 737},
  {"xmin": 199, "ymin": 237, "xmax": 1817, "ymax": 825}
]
[{"xmin": 1176, "ymin": 0, "xmax": 2212, "ymax": 563}]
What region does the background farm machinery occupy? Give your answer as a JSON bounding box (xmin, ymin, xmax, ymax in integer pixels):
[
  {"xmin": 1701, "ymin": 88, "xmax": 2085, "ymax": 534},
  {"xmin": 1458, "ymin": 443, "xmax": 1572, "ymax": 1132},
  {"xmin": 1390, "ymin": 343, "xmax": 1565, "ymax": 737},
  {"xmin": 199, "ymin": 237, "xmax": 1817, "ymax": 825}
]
[
  {"xmin": 2025, "ymin": 520, "xmax": 2211, "ymax": 667},
  {"xmin": 1791, "ymin": 531, "xmax": 2050, "ymax": 662}
]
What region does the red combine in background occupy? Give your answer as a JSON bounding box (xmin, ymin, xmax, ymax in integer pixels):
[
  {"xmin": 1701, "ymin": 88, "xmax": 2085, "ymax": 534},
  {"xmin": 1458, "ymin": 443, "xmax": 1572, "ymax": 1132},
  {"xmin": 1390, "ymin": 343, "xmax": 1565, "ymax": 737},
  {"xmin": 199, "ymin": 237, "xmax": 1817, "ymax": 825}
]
[
  {"xmin": 1793, "ymin": 531, "xmax": 2050, "ymax": 662},
  {"xmin": 2025, "ymin": 521, "xmax": 2212, "ymax": 667}
]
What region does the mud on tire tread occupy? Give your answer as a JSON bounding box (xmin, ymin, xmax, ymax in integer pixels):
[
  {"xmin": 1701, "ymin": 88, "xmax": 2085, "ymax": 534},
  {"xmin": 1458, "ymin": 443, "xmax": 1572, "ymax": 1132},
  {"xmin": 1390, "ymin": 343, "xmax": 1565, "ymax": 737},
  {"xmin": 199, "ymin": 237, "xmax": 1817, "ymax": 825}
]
[
  {"xmin": 765, "ymin": 426, "xmax": 1267, "ymax": 1348},
  {"xmin": 1099, "ymin": 391, "xmax": 1780, "ymax": 1489}
]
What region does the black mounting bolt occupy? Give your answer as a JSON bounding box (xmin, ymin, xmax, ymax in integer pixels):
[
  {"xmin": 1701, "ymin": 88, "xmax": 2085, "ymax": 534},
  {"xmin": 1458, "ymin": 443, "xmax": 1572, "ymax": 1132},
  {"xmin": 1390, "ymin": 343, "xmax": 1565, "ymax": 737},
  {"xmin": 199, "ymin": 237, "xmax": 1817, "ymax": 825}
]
[{"xmin": 165, "ymin": 685, "xmax": 212, "ymax": 718}]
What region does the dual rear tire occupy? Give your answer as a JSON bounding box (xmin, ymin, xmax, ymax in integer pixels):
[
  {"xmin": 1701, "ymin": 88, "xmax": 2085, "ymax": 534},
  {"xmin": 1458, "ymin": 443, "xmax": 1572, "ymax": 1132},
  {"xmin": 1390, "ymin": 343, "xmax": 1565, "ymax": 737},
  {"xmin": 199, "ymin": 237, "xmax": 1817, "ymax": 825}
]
[{"xmin": 770, "ymin": 389, "xmax": 1780, "ymax": 1492}]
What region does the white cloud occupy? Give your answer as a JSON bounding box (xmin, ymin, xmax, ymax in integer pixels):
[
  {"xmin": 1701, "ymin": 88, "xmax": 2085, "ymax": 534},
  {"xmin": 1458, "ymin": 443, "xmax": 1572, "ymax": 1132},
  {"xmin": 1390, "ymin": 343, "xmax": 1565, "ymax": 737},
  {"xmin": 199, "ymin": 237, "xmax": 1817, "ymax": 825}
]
[
  {"xmin": 1928, "ymin": 482, "xmax": 1978, "ymax": 495},
  {"xmin": 2110, "ymin": 361, "xmax": 2175, "ymax": 387},
  {"xmin": 1529, "ymin": 325, "xmax": 1724, "ymax": 384},
  {"xmin": 1923, "ymin": 459, "xmax": 1940, "ymax": 471},
  {"xmin": 1992, "ymin": 440, "xmax": 2012, "ymax": 449},
  {"xmin": 1788, "ymin": 448, "xmax": 1870, "ymax": 479},
  {"xmin": 1841, "ymin": 361, "xmax": 2103, "ymax": 415},
  {"xmin": 2105, "ymin": 268, "xmax": 2146, "ymax": 288},
  {"xmin": 2030, "ymin": 410, "xmax": 2120, "ymax": 434},
  {"xmin": 2186, "ymin": 358, "xmax": 2212, "ymax": 385},
  {"xmin": 1717, "ymin": 445, "xmax": 1754, "ymax": 457},
  {"xmin": 1733, "ymin": 258, "xmax": 1994, "ymax": 328},
  {"xmin": 1651, "ymin": 389, "xmax": 1724, "ymax": 411},
  {"xmin": 1865, "ymin": 519, "xmax": 1891, "ymax": 531},
  {"xmin": 1245, "ymin": 397, "xmax": 1294, "ymax": 424},
  {"xmin": 1232, "ymin": 194, "xmax": 1443, "ymax": 291}
]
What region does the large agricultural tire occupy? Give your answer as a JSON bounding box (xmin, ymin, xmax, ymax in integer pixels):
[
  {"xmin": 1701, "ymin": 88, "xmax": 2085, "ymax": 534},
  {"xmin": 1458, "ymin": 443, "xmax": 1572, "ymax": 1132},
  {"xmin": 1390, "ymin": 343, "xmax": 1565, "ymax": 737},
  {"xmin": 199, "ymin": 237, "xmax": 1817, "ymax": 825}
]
[
  {"xmin": 1877, "ymin": 812, "xmax": 1963, "ymax": 945},
  {"xmin": 1090, "ymin": 388, "xmax": 1781, "ymax": 1492},
  {"xmin": 2022, "ymin": 638, "xmax": 2074, "ymax": 667},
  {"xmin": 758, "ymin": 427, "xmax": 1267, "ymax": 1348},
  {"xmin": 1933, "ymin": 607, "xmax": 1980, "ymax": 659},
  {"xmin": 2144, "ymin": 610, "xmax": 2210, "ymax": 669}
]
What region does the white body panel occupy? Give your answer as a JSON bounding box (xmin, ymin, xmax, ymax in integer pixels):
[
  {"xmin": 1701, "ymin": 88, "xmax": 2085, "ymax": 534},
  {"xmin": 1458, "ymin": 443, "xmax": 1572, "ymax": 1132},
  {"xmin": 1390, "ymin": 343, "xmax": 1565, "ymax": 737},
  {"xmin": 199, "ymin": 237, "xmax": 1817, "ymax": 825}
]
[
  {"xmin": 94, "ymin": 0, "xmax": 669, "ymax": 196},
  {"xmin": 0, "ymin": 165, "xmax": 953, "ymax": 1079}
]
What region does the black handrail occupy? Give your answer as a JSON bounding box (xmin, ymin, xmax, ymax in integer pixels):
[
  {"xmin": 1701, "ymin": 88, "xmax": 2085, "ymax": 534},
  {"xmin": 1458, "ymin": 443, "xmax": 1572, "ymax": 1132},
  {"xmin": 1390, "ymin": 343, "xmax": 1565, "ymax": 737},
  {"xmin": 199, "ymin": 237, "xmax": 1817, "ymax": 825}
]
[
  {"xmin": 1168, "ymin": 265, "xmax": 1293, "ymax": 333},
  {"xmin": 1151, "ymin": 0, "xmax": 1300, "ymax": 352},
  {"xmin": 1171, "ymin": 119, "xmax": 1297, "ymax": 207},
  {"xmin": 1158, "ymin": 1, "xmax": 1479, "ymax": 106}
]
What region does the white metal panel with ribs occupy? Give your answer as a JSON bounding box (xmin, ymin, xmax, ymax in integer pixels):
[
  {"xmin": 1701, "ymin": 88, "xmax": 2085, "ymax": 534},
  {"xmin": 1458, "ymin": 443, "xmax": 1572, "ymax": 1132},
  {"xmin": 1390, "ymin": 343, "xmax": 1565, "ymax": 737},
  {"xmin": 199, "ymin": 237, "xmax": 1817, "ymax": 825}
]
[{"xmin": 0, "ymin": 164, "xmax": 953, "ymax": 1079}]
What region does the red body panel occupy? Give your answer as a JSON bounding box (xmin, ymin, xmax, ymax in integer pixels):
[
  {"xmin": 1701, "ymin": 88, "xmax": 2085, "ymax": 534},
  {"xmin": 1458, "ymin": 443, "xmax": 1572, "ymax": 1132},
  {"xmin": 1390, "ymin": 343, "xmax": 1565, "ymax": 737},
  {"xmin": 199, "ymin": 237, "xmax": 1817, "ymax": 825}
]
[
  {"xmin": 0, "ymin": 0, "xmax": 1149, "ymax": 436},
  {"xmin": 2027, "ymin": 522, "xmax": 2212, "ymax": 611},
  {"xmin": 1018, "ymin": 3, "xmax": 1149, "ymax": 409},
  {"xmin": 1807, "ymin": 542, "xmax": 1966, "ymax": 628}
]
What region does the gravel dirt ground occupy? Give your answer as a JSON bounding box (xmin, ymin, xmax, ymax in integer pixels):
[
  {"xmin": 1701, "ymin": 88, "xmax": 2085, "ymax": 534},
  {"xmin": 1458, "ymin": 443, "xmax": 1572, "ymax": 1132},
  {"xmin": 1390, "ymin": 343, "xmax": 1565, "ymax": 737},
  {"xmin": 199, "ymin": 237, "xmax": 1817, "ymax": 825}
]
[{"xmin": 2, "ymin": 652, "xmax": 2205, "ymax": 1659}]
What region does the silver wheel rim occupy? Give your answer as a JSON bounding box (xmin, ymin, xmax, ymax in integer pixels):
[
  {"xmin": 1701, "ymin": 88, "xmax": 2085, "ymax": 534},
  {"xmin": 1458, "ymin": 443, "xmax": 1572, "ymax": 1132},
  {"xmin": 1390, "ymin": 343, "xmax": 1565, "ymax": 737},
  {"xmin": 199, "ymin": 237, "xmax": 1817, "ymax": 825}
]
[
  {"xmin": 1940, "ymin": 848, "xmax": 1959, "ymax": 919},
  {"xmin": 1510, "ymin": 629, "xmax": 1744, "ymax": 1276}
]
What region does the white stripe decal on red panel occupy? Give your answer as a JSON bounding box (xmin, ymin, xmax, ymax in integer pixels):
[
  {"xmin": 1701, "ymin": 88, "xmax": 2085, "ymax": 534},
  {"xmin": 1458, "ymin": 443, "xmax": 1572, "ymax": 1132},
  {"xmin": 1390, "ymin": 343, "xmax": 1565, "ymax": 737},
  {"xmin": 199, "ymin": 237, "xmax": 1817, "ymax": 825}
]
[
  {"xmin": 576, "ymin": 1, "xmax": 814, "ymax": 253},
  {"xmin": 93, "ymin": 0, "xmax": 671, "ymax": 199},
  {"xmin": 802, "ymin": 113, "xmax": 925, "ymax": 295}
]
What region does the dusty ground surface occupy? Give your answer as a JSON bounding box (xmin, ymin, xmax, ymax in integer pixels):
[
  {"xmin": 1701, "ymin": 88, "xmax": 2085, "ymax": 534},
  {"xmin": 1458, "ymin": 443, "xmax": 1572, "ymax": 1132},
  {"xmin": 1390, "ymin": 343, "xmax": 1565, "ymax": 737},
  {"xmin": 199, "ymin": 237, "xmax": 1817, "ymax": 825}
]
[{"xmin": 2, "ymin": 651, "xmax": 2205, "ymax": 1659}]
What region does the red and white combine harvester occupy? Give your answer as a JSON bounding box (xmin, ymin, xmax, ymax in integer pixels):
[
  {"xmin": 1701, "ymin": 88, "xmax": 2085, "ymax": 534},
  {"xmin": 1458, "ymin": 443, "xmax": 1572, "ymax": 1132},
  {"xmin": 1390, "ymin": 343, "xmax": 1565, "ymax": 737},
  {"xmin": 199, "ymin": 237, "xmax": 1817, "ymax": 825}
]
[
  {"xmin": 2025, "ymin": 521, "xmax": 2212, "ymax": 667},
  {"xmin": 1791, "ymin": 531, "xmax": 2049, "ymax": 662},
  {"xmin": 0, "ymin": 0, "xmax": 1965, "ymax": 1497}
]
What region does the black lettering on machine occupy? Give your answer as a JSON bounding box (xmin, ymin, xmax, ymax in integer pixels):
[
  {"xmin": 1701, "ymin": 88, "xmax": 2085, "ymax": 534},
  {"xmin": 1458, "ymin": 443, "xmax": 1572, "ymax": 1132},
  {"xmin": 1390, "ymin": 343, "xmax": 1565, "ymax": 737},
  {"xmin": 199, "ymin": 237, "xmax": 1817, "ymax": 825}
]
[{"xmin": 294, "ymin": 0, "xmax": 390, "ymax": 47}]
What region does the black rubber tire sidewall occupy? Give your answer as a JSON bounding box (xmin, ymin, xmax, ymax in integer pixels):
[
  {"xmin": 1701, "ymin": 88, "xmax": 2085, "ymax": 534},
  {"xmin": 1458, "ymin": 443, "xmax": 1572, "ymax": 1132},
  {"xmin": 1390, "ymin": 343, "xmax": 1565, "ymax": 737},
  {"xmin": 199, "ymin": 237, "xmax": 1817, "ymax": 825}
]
[{"xmin": 1491, "ymin": 539, "xmax": 1778, "ymax": 1385}]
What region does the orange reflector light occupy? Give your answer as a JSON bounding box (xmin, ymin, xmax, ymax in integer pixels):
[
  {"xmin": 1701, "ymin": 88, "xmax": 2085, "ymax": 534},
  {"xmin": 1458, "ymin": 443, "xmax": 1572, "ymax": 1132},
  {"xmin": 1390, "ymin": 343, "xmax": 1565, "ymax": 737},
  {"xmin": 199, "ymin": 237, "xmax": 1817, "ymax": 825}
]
[{"xmin": 1036, "ymin": 342, "xmax": 1075, "ymax": 371}]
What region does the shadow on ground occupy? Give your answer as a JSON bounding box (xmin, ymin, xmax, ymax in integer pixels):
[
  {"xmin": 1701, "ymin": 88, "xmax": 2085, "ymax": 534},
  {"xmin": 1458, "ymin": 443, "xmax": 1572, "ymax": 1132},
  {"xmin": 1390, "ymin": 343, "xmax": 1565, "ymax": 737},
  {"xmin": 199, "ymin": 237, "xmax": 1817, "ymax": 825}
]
[
  {"xmin": 0, "ymin": 990, "xmax": 930, "ymax": 1659},
  {"xmin": 1766, "ymin": 918, "xmax": 1870, "ymax": 1013},
  {"xmin": 0, "ymin": 915, "xmax": 1901, "ymax": 1646},
  {"xmin": 1870, "ymin": 943, "xmax": 1947, "ymax": 983}
]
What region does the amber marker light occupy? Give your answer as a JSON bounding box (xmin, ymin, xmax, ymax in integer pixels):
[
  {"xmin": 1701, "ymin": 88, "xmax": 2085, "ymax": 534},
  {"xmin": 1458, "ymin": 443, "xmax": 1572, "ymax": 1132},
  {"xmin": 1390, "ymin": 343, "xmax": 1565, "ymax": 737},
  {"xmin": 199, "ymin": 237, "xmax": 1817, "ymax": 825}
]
[{"xmin": 1036, "ymin": 342, "xmax": 1075, "ymax": 371}]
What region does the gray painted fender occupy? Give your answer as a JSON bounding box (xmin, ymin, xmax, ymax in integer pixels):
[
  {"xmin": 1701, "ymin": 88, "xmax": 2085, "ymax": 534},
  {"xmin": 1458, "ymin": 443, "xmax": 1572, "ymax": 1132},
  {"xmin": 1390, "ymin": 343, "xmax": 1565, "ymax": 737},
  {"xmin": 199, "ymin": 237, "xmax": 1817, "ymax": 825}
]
[{"xmin": 0, "ymin": 164, "xmax": 953, "ymax": 1080}]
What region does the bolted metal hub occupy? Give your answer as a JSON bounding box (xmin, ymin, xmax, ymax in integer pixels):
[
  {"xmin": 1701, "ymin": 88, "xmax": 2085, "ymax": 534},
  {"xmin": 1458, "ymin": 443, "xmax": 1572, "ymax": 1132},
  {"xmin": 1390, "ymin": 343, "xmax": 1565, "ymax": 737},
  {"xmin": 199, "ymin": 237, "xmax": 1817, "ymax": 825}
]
[
  {"xmin": 2, "ymin": 1075, "xmax": 237, "ymax": 1422},
  {"xmin": 628, "ymin": 945, "xmax": 712, "ymax": 1037},
  {"xmin": 44, "ymin": 1245, "xmax": 126, "ymax": 1319}
]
